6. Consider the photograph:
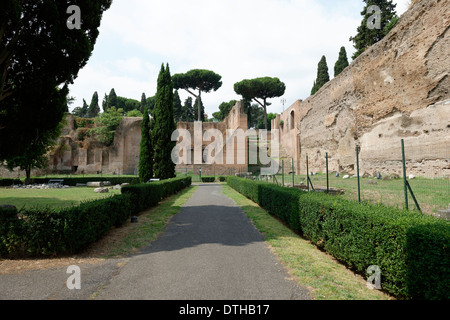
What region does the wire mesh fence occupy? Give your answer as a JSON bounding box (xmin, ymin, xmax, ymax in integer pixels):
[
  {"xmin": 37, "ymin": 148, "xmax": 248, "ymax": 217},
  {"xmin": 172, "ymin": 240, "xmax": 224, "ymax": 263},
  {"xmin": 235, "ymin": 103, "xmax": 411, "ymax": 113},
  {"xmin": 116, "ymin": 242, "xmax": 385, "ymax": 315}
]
[{"xmin": 236, "ymin": 138, "xmax": 450, "ymax": 218}]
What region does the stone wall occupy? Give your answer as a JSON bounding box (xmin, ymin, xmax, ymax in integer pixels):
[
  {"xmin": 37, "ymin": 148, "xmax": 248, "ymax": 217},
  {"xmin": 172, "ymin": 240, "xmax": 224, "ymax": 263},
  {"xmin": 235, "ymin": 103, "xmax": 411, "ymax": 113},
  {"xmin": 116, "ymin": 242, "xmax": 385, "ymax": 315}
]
[
  {"xmin": 175, "ymin": 100, "xmax": 249, "ymax": 176},
  {"xmin": 0, "ymin": 101, "xmax": 250, "ymax": 179},
  {"xmin": 272, "ymin": 0, "xmax": 450, "ymax": 177}
]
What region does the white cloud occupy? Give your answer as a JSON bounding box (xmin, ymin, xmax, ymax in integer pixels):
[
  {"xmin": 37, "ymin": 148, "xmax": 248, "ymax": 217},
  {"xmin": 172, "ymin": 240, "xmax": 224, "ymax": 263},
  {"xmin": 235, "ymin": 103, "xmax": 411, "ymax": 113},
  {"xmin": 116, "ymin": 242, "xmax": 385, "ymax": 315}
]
[{"xmin": 69, "ymin": 0, "xmax": 411, "ymax": 116}]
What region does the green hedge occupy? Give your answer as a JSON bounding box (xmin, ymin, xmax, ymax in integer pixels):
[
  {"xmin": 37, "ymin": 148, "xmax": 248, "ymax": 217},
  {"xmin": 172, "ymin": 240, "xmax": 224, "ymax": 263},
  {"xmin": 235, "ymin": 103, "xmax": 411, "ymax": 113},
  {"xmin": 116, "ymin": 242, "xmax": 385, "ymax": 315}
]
[
  {"xmin": 122, "ymin": 177, "xmax": 191, "ymax": 213},
  {"xmin": 227, "ymin": 176, "xmax": 450, "ymax": 299},
  {"xmin": 0, "ymin": 177, "xmax": 191, "ymax": 257},
  {"xmin": 0, "ymin": 179, "xmax": 22, "ymax": 187},
  {"xmin": 201, "ymin": 176, "xmax": 216, "ymax": 183},
  {"xmin": 0, "ymin": 205, "xmax": 22, "ymax": 256},
  {"xmin": 30, "ymin": 176, "xmax": 140, "ymax": 186}
]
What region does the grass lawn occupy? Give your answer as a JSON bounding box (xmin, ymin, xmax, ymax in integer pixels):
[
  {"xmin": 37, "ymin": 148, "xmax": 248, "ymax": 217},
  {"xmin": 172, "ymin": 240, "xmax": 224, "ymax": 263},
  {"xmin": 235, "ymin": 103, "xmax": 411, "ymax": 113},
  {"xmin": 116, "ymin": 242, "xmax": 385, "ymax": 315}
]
[
  {"xmin": 265, "ymin": 173, "xmax": 449, "ymax": 215},
  {"xmin": 222, "ymin": 184, "xmax": 393, "ymax": 300},
  {"xmin": 0, "ymin": 187, "xmax": 122, "ymax": 210}
]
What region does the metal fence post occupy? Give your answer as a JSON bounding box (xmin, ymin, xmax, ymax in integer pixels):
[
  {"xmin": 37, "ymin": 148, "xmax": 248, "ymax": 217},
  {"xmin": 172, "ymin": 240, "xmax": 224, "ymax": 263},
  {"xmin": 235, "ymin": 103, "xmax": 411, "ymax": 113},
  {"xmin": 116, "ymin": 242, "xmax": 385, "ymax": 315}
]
[
  {"xmin": 306, "ymin": 155, "xmax": 309, "ymax": 192},
  {"xmin": 356, "ymin": 145, "xmax": 361, "ymax": 203},
  {"xmin": 292, "ymin": 158, "xmax": 294, "ymax": 187},
  {"xmin": 401, "ymin": 139, "xmax": 409, "ymax": 211},
  {"xmin": 326, "ymin": 152, "xmax": 329, "ymax": 194}
]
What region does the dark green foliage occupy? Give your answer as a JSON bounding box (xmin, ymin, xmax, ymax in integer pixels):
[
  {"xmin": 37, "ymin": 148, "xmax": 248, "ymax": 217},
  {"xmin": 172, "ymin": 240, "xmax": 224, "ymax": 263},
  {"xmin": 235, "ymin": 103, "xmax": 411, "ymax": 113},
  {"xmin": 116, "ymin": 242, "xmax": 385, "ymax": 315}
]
[
  {"xmin": 226, "ymin": 177, "xmax": 305, "ymax": 233},
  {"xmin": 106, "ymin": 88, "xmax": 118, "ymax": 111},
  {"xmin": 0, "ymin": 177, "xmax": 191, "ymax": 257},
  {"xmin": 0, "ymin": 205, "xmax": 22, "ymax": 256},
  {"xmin": 350, "ymin": 0, "xmax": 398, "ymax": 60},
  {"xmin": 73, "ymin": 99, "xmax": 89, "ymax": 117},
  {"xmin": 181, "ymin": 97, "xmax": 195, "ymax": 122},
  {"xmin": 311, "ymin": 56, "xmax": 330, "ymax": 95},
  {"xmin": 212, "ymin": 100, "xmax": 237, "ymax": 121},
  {"xmin": 152, "ymin": 64, "xmax": 176, "ymax": 180},
  {"xmin": 227, "ymin": 176, "xmax": 450, "ymax": 299},
  {"xmin": 201, "ymin": 177, "xmax": 216, "ymax": 183},
  {"xmin": 0, "ymin": 0, "xmax": 112, "ymax": 160},
  {"xmin": 406, "ymin": 224, "xmax": 450, "ymax": 299},
  {"xmin": 245, "ymin": 101, "xmax": 265, "ymax": 129},
  {"xmin": 146, "ymin": 96, "xmax": 156, "ymax": 115},
  {"xmin": 90, "ymin": 107, "xmax": 124, "ymax": 146},
  {"xmin": 334, "ymin": 46, "xmax": 349, "ymax": 77},
  {"xmin": 139, "ymin": 104, "xmax": 153, "ymax": 183},
  {"xmin": 173, "ymin": 90, "xmax": 183, "ymax": 122},
  {"xmin": 0, "ymin": 80, "xmax": 68, "ymax": 161},
  {"xmin": 101, "ymin": 88, "xmax": 140, "ymax": 114},
  {"xmin": 140, "ymin": 92, "xmax": 147, "ymax": 114},
  {"xmin": 0, "ymin": 178, "xmax": 22, "ymax": 186},
  {"xmin": 234, "ymin": 77, "xmax": 286, "ymax": 129},
  {"xmin": 122, "ymin": 177, "xmax": 191, "ymax": 213},
  {"xmin": 172, "ymin": 69, "xmax": 222, "ymax": 121},
  {"xmin": 310, "ymin": 81, "xmax": 317, "ymax": 96},
  {"xmin": 88, "ymin": 91, "xmax": 100, "ymax": 118},
  {"xmin": 63, "ymin": 195, "xmax": 131, "ymax": 253},
  {"xmin": 4, "ymin": 117, "xmax": 63, "ymax": 184},
  {"xmin": 219, "ymin": 176, "xmax": 226, "ymax": 182}
]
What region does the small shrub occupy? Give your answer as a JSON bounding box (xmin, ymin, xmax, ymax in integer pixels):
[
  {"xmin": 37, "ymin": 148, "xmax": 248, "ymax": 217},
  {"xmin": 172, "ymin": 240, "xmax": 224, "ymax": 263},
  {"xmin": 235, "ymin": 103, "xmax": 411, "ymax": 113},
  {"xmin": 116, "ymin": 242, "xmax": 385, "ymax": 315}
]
[{"xmin": 201, "ymin": 176, "xmax": 215, "ymax": 183}]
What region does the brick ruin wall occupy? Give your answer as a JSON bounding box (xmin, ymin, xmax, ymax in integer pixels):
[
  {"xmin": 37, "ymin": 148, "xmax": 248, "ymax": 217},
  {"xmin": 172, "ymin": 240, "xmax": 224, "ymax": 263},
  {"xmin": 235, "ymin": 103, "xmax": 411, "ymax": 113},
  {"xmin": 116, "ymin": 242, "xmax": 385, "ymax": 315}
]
[
  {"xmin": 272, "ymin": 0, "xmax": 450, "ymax": 178},
  {"xmin": 0, "ymin": 101, "xmax": 249, "ymax": 179},
  {"xmin": 1, "ymin": 0, "xmax": 448, "ymax": 180}
]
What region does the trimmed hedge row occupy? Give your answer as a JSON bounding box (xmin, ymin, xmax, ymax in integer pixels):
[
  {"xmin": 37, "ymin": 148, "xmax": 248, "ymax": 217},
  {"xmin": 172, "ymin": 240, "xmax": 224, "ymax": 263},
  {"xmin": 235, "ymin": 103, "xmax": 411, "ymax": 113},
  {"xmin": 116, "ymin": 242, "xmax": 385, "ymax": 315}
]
[
  {"xmin": 227, "ymin": 176, "xmax": 450, "ymax": 300},
  {"xmin": 122, "ymin": 177, "xmax": 191, "ymax": 213},
  {"xmin": 0, "ymin": 177, "xmax": 191, "ymax": 257},
  {"xmin": 0, "ymin": 176, "xmax": 140, "ymax": 187},
  {"xmin": 0, "ymin": 179, "xmax": 22, "ymax": 187}
]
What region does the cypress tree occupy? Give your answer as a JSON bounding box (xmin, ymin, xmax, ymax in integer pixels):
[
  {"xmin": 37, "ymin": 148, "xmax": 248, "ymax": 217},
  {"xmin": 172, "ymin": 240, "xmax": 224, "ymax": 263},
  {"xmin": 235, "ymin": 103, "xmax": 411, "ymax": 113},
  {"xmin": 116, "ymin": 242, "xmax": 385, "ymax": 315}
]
[
  {"xmin": 80, "ymin": 99, "xmax": 89, "ymax": 118},
  {"xmin": 173, "ymin": 90, "xmax": 183, "ymax": 122},
  {"xmin": 107, "ymin": 88, "xmax": 118, "ymax": 110},
  {"xmin": 311, "ymin": 56, "xmax": 330, "ymax": 95},
  {"xmin": 182, "ymin": 97, "xmax": 195, "ymax": 122},
  {"xmin": 311, "ymin": 81, "xmax": 317, "ymax": 96},
  {"xmin": 140, "ymin": 93, "xmax": 147, "ymax": 115},
  {"xmin": 152, "ymin": 63, "xmax": 176, "ymax": 180},
  {"xmin": 102, "ymin": 93, "xmax": 109, "ymax": 112},
  {"xmin": 334, "ymin": 46, "xmax": 349, "ymax": 77},
  {"xmin": 350, "ymin": 0, "xmax": 398, "ymax": 60},
  {"xmin": 88, "ymin": 91, "xmax": 100, "ymax": 118},
  {"xmin": 138, "ymin": 104, "xmax": 153, "ymax": 182}
]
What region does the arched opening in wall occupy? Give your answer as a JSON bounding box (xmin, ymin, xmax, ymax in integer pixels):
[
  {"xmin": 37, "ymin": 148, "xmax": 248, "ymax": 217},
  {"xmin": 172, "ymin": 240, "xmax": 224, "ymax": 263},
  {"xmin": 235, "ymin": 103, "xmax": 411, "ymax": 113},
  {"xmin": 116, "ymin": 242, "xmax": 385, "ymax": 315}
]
[{"xmin": 290, "ymin": 110, "xmax": 295, "ymax": 131}]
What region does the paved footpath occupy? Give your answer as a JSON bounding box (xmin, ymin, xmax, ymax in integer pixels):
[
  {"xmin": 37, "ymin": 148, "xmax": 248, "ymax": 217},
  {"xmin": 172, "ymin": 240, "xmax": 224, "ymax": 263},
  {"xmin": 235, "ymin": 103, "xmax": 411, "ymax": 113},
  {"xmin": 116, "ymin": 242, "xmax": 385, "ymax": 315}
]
[{"xmin": 0, "ymin": 184, "xmax": 310, "ymax": 300}]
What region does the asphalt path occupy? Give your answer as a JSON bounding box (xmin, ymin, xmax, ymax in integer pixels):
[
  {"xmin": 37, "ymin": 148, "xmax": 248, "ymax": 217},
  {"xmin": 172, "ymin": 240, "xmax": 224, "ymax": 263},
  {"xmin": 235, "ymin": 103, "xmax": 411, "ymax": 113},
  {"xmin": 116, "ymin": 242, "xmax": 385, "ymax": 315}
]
[{"xmin": 0, "ymin": 184, "xmax": 310, "ymax": 300}]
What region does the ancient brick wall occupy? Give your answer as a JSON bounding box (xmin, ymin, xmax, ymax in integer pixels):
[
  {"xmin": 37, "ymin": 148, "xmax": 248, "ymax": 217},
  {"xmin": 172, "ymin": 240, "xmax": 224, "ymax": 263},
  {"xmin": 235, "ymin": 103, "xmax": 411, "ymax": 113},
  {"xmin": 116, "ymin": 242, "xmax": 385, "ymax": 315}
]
[{"xmin": 274, "ymin": 0, "xmax": 450, "ymax": 177}]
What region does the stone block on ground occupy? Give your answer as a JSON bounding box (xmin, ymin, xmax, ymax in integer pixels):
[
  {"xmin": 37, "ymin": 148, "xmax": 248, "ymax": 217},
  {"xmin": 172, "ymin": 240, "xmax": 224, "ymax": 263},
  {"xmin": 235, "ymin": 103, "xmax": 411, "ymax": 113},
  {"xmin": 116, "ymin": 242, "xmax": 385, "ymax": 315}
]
[
  {"xmin": 94, "ymin": 187, "xmax": 109, "ymax": 193},
  {"xmin": 87, "ymin": 182, "xmax": 104, "ymax": 187}
]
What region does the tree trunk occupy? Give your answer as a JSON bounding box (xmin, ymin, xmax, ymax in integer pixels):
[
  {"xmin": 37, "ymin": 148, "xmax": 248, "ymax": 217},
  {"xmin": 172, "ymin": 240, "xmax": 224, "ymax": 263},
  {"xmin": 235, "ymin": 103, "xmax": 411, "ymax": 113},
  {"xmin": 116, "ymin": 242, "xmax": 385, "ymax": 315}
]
[
  {"xmin": 263, "ymin": 99, "xmax": 268, "ymax": 130},
  {"xmin": 25, "ymin": 165, "xmax": 31, "ymax": 185},
  {"xmin": 197, "ymin": 91, "xmax": 202, "ymax": 122}
]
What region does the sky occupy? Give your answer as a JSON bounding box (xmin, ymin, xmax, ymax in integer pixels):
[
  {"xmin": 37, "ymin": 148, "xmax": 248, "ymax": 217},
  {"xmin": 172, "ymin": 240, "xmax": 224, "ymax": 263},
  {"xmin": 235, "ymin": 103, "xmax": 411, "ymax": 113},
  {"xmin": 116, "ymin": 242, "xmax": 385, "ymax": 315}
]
[{"xmin": 68, "ymin": 0, "xmax": 411, "ymax": 117}]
